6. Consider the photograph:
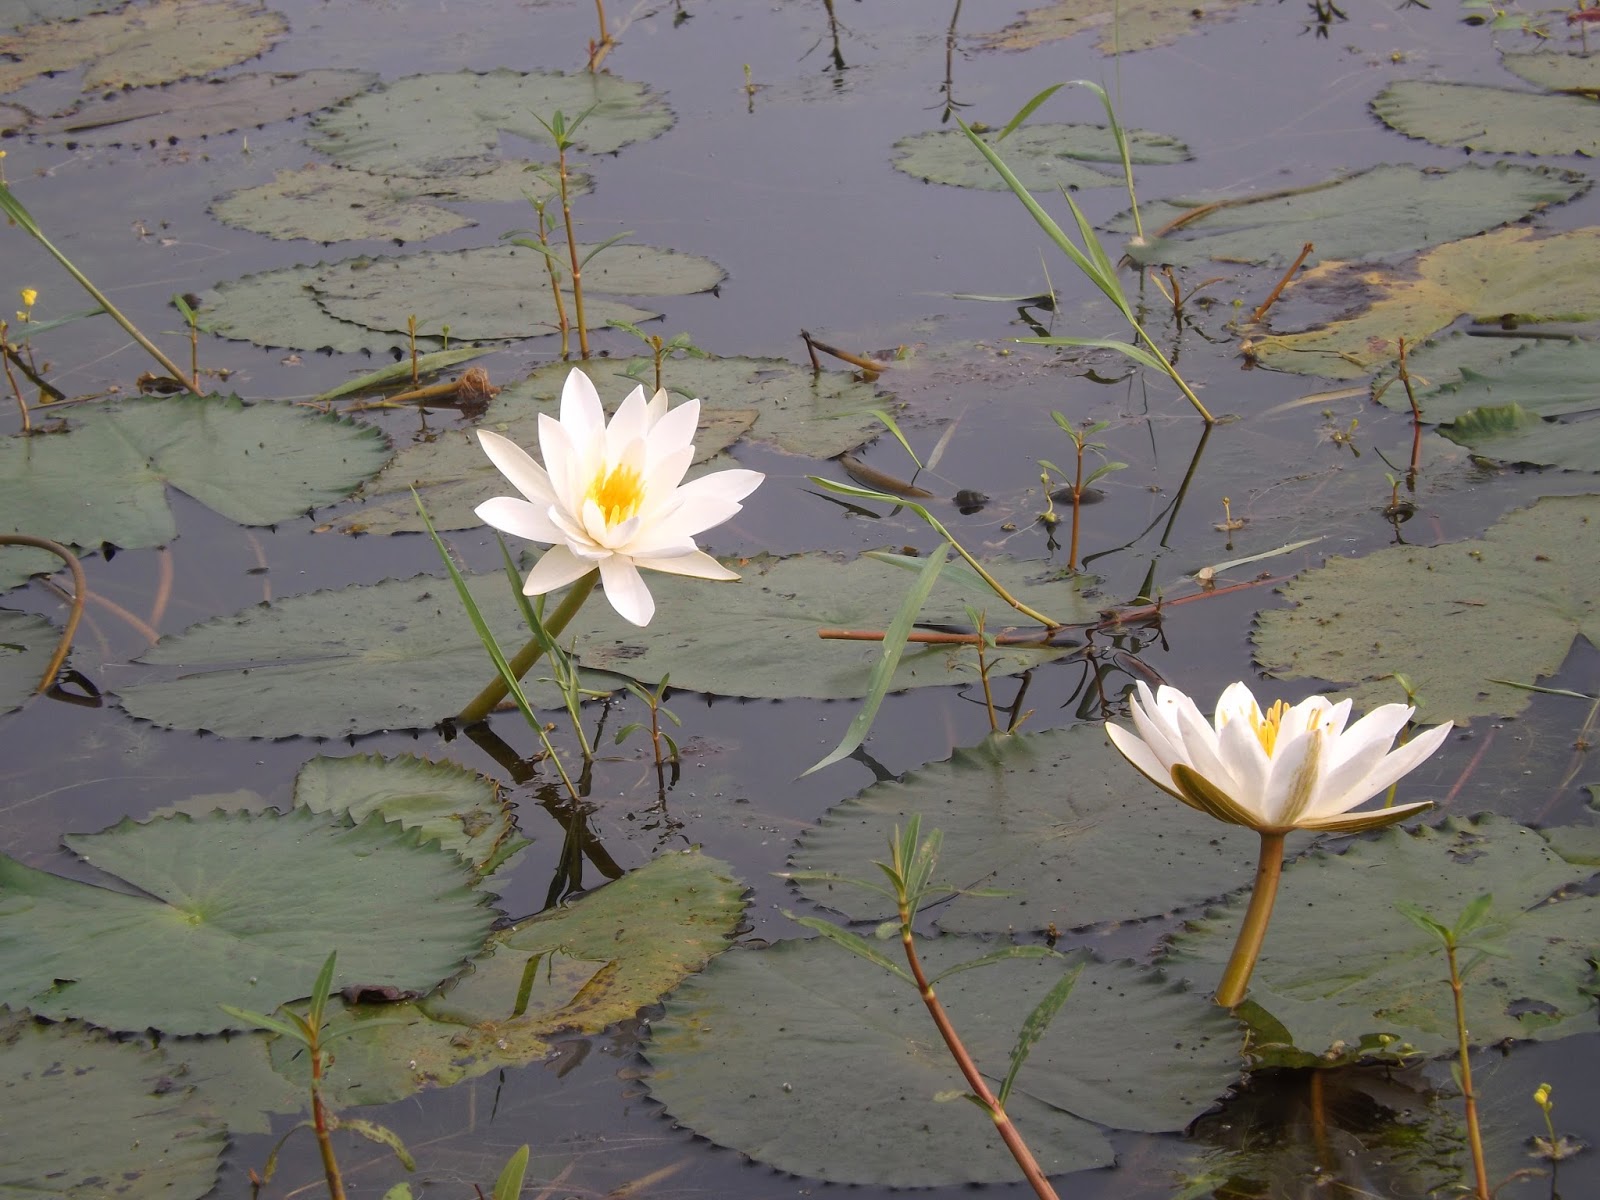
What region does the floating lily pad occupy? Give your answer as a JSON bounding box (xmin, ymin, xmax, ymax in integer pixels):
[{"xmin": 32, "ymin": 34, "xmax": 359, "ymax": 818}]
[
  {"xmin": 210, "ymin": 161, "xmax": 581, "ymax": 244},
  {"xmin": 892, "ymin": 123, "xmax": 1189, "ymax": 191},
  {"xmin": 0, "ymin": 609, "xmax": 52, "ymax": 707},
  {"xmin": 1368, "ymin": 332, "xmax": 1528, "ymax": 412},
  {"xmin": 1372, "ymin": 81, "xmax": 1600, "ymax": 157},
  {"xmin": 293, "ymin": 753, "xmax": 517, "ymax": 875},
  {"xmin": 0, "ymin": 396, "xmax": 389, "ymax": 574},
  {"xmin": 1502, "ymin": 50, "xmax": 1600, "ymax": 92},
  {"xmin": 979, "ymin": 0, "xmax": 1260, "ymax": 54},
  {"xmin": 1253, "ymin": 495, "xmax": 1600, "ymax": 723},
  {"xmin": 1441, "ymin": 401, "xmax": 1600, "ymax": 470},
  {"xmin": 1251, "ymin": 226, "xmax": 1600, "ymax": 378},
  {"xmin": 0, "ymin": 1011, "xmax": 226, "ymax": 1198},
  {"xmin": 2, "ymin": 0, "xmax": 121, "ymax": 30},
  {"xmin": 1117, "ymin": 164, "xmax": 1587, "ymax": 268},
  {"xmin": 196, "ymin": 259, "xmax": 446, "ymax": 354},
  {"xmin": 0, "ymin": 0, "xmax": 286, "ymax": 94},
  {"xmin": 310, "ymin": 68, "xmax": 674, "ymax": 178},
  {"xmin": 310, "ymin": 244, "xmax": 723, "ymax": 341},
  {"xmin": 790, "ymin": 726, "xmax": 1262, "ymax": 932},
  {"xmin": 34, "ymin": 69, "xmax": 377, "ymax": 147},
  {"xmin": 118, "ymin": 573, "xmax": 571, "ymax": 738},
  {"xmin": 561, "ymin": 551, "xmax": 1096, "ymax": 700},
  {"xmin": 1538, "ymin": 784, "xmax": 1600, "ymax": 865},
  {"xmin": 646, "ymin": 940, "xmax": 1240, "ymax": 1186},
  {"xmin": 0, "ymin": 808, "xmax": 495, "ymax": 1034},
  {"xmin": 342, "ymin": 356, "xmax": 876, "ymax": 535},
  {"xmin": 1161, "ymin": 815, "xmax": 1600, "ymax": 1062},
  {"xmin": 274, "ymin": 850, "xmax": 744, "ymax": 1107}
]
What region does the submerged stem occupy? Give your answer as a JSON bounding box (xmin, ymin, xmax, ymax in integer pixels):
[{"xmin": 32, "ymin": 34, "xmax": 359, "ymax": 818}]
[
  {"xmin": 1448, "ymin": 940, "xmax": 1492, "ymax": 1199},
  {"xmin": 1215, "ymin": 830, "xmax": 1286, "ymax": 1007},
  {"xmin": 456, "ymin": 571, "xmax": 599, "ymax": 724}
]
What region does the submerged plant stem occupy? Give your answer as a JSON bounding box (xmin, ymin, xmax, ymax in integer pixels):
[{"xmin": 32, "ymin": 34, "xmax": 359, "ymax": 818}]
[
  {"xmin": 310, "ymin": 1050, "xmax": 347, "ymax": 1200},
  {"xmin": 1215, "ymin": 830, "xmax": 1286, "ymax": 1007},
  {"xmin": 559, "ymin": 148, "xmax": 589, "ymax": 359},
  {"xmin": 457, "ymin": 571, "xmax": 599, "ymax": 724},
  {"xmin": 0, "ymin": 534, "xmax": 85, "ymax": 691},
  {"xmin": 898, "ymin": 909, "xmax": 1059, "ymax": 1200}
]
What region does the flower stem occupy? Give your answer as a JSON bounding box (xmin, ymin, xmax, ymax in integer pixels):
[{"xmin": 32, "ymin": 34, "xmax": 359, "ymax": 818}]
[
  {"xmin": 457, "ymin": 571, "xmax": 598, "ymax": 724},
  {"xmin": 1215, "ymin": 830, "xmax": 1286, "ymax": 1007}
]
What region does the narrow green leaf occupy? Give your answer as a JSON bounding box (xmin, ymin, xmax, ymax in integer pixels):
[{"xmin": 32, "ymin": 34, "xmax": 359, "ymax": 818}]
[
  {"xmin": 307, "ymin": 949, "xmax": 338, "ymax": 1033},
  {"xmin": 217, "ymin": 1005, "xmax": 309, "ymax": 1044},
  {"xmin": 339, "ymin": 1118, "xmax": 416, "ymax": 1170},
  {"xmin": 868, "ymin": 408, "xmax": 924, "ymax": 470},
  {"xmin": 998, "ymin": 962, "xmax": 1084, "ymax": 1109},
  {"xmin": 314, "ymin": 347, "xmax": 487, "ymax": 402},
  {"xmin": 928, "ymin": 944, "xmax": 1062, "ymax": 985},
  {"xmin": 493, "ymin": 1145, "xmax": 531, "ymax": 1200},
  {"xmin": 804, "ymin": 544, "xmax": 950, "ymax": 775},
  {"xmin": 793, "ymin": 916, "xmax": 913, "ymax": 983},
  {"xmin": 996, "ymin": 84, "xmax": 1066, "ymax": 141}
]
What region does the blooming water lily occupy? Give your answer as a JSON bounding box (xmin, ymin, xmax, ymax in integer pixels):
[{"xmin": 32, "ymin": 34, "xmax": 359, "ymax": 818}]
[
  {"xmin": 1106, "ymin": 680, "xmax": 1452, "ymax": 1006},
  {"xmin": 476, "ymin": 368, "xmax": 764, "ymax": 627},
  {"xmin": 1105, "ymin": 680, "xmax": 1452, "ymax": 835}
]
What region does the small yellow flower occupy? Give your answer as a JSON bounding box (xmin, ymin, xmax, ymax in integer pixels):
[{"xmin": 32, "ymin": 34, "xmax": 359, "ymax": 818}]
[
  {"xmin": 1534, "ymin": 1083, "xmax": 1553, "ymax": 1112},
  {"xmin": 20, "ymin": 288, "xmax": 37, "ymax": 310}
]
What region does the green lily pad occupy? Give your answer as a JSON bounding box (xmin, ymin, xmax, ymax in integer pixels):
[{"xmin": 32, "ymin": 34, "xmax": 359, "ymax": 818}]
[
  {"xmin": 0, "ymin": 397, "xmax": 389, "ymax": 579},
  {"xmin": 0, "ymin": 609, "xmax": 52, "ymax": 709},
  {"xmin": 118, "ymin": 572, "xmax": 570, "ymax": 738},
  {"xmin": 1502, "ymin": 50, "xmax": 1600, "ymax": 93},
  {"xmin": 309, "ymin": 244, "xmax": 723, "ymax": 342},
  {"xmin": 561, "ymin": 552, "xmax": 1096, "ymax": 700},
  {"xmin": 35, "ymin": 69, "xmax": 378, "ymax": 147},
  {"xmin": 0, "ymin": 808, "xmax": 495, "ymax": 1034},
  {"xmin": 1368, "ymin": 331, "xmax": 1534, "ymax": 413},
  {"xmin": 341, "ymin": 355, "xmax": 876, "ymax": 535},
  {"xmin": 1116, "ymin": 164, "xmax": 1587, "ymax": 268},
  {"xmin": 310, "ymin": 68, "xmax": 674, "ymax": 178},
  {"xmin": 1440, "ymin": 401, "xmax": 1600, "ymax": 470},
  {"xmin": 1161, "ymin": 815, "xmax": 1600, "ymax": 1062},
  {"xmin": 210, "ymin": 161, "xmax": 583, "ymax": 244},
  {"xmin": 1538, "ymin": 784, "xmax": 1600, "ymax": 865},
  {"xmin": 0, "ymin": 0, "xmax": 287, "ymax": 94},
  {"xmin": 790, "ymin": 726, "xmax": 1262, "ymax": 932},
  {"xmin": 293, "ymin": 753, "xmax": 517, "ymax": 875},
  {"xmin": 1251, "ymin": 226, "xmax": 1600, "ymax": 378},
  {"xmin": 273, "ymin": 850, "xmax": 744, "ymax": 1107},
  {"xmin": 0, "ymin": 1011, "xmax": 226, "ymax": 1198},
  {"xmin": 196, "ymin": 260, "xmax": 447, "ymax": 354},
  {"xmin": 2, "ymin": 0, "xmax": 121, "ymax": 31},
  {"xmin": 1253, "ymin": 495, "xmax": 1600, "ymax": 724},
  {"xmin": 892, "ymin": 123, "xmax": 1189, "ymax": 191},
  {"xmin": 979, "ymin": 0, "xmax": 1260, "ymax": 54},
  {"xmin": 1372, "ymin": 81, "xmax": 1600, "ymax": 157},
  {"xmin": 645, "ymin": 940, "xmax": 1241, "ymax": 1186}
]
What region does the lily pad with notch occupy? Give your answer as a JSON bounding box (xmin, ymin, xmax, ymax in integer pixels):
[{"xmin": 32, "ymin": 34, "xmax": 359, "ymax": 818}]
[
  {"xmin": 1160, "ymin": 815, "xmax": 1600, "ymax": 1064},
  {"xmin": 309, "ymin": 68, "xmax": 673, "ymax": 178},
  {"xmin": 0, "ymin": 0, "xmax": 287, "ymax": 94},
  {"xmin": 309, "ymin": 244, "xmax": 724, "ymax": 342},
  {"xmin": 978, "ymin": 0, "xmax": 1262, "ymax": 54},
  {"xmin": 0, "ymin": 609, "xmax": 53, "ymax": 706},
  {"xmin": 0, "ymin": 396, "xmax": 389, "ymax": 591},
  {"xmin": 790, "ymin": 725, "xmax": 1263, "ymax": 932},
  {"xmin": 1115, "ymin": 163, "xmax": 1588, "ymax": 269},
  {"xmin": 892, "ymin": 122, "xmax": 1189, "ymax": 191},
  {"xmin": 210, "ymin": 160, "xmax": 584, "ymax": 244},
  {"xmin": 644, "ymin": 939, "xmax": 1241, "ymax": 1186},
  {"xmin": 1253, "ymin": 494, "xmax": 1600, "ymax": 724},
  {"xmin": 0, "ymin": 807, "xmax": 497, "ymax": 1034}
]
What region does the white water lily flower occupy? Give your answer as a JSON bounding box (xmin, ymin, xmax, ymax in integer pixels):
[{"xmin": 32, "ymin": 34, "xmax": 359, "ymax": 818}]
[
  {"xmin": 475, "ymin": 368, "xmax": 763, "ymax": 627},
  {"xmin": 1105, "ymin": 681, "xmax": 1452, "ymax": 835}
]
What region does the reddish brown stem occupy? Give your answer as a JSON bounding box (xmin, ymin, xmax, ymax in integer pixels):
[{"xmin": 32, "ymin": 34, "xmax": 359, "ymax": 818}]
[{"xmin": 1250, "ymin": 242, "xmax": 1314, "ymax": 325}]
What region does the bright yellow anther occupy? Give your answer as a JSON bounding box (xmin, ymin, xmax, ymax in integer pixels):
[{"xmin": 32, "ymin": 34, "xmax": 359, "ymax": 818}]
[
  {"xmin": 589, "ymin": 463, "xmax": 644, "ymax": 526},
  {"xmin": 1250, "ymin": 698, "xmax": 1290, "ymax": 754}
]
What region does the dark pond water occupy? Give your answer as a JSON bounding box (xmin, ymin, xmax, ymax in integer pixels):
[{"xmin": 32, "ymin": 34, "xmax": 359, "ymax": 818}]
[{"xmin": 3, "ymin": 0, "xmax": 1600, "ymax": 1196}]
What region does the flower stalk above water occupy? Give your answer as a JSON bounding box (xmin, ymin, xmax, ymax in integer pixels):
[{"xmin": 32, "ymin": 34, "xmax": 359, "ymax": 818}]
[{"xmin": 1105, "ymin": 681, "xmax": 1451, "ymax": 1006}]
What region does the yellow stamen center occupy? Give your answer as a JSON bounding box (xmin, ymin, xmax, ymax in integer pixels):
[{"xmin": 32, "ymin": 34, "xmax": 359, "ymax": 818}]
[
  {"xmin": 589, "ymin": 462, "xmax": 644, "ymax": 526},
  {"xmin": 1249, "ymin": 699, "xmax": 1290, "ymax": 755}
]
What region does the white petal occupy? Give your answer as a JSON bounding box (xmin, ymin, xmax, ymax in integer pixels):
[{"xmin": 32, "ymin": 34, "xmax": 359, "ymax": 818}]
[
  {"xmin": 1321, "ymin": 697, "xmax": 1354, "ymax": 738},
  {"xmin": 474, "ymin": 496, "xmax": 563, "ymax": 545},
  {"xmin": 1127, "ymin": 687, "xmax": 1189, "ymax": 774},
  {"xmin": 1213, "ymin": 681, "xmax": 1262, "ymax": 731},
  {"xmin": 620, "ymin": 523, "xmax": 700, "ymax": 558},
  {"xmin": 599, "ymin": 555, "xmax": 655, "ymax": 626},
  {"xmin": 1170, "ymin": 696, "xmax": 1239, "ymax": 798},
  {"xmin": 1215, "ymin": 711, "xmax": 1271, "ymax": 811},
  {"xmin": 608, "ymin": 385, "xmax": 652, "ymax": 450},
  {"xmin": 1104, "ymin": 721, "xmax": 1179, "ymax": 793},
  {"xmin": 676, "ymin": 468, "xmax": 765, "ymax": 506},
  {"xmin": 521, "ymin": 545, "xmax": 596, "ymax": 596},
  {"xmin": 560, "ymin": 368, "xmax": 605, "ymax": 442},
  {"xmin": 1263, "ymin": 726, "xmax": 1324, "ymax": 827},
  {"xmin": 537, "ymin": 412, "xmax": 583, "ymax": 506},
  {"xmin": 477, "ymin": 430, "xmax": 556, "ymax": 506},
  {"xmin": 1328, "ymin": 704, "xmax": 1414, "ymax": 770},
  {"xmin": 1312, "ymin": 720, "xmax": 1452, "ymax": 817},
  {"xmin": 631, "ymin": 548, "xmax": 740, "ymax": 581},
  {"xmin": 645, "ymin": 388, "xmax": 670, "ymax": 426},
  {"xmin": 641, "ymin": 444, "xmax": 695, "ymax": 505},
  {"xmin": 649, "ymin": 397, "xmax": 701, "ymax": 456}
]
